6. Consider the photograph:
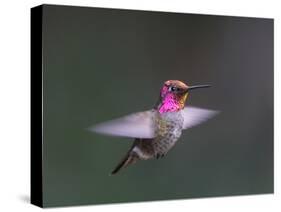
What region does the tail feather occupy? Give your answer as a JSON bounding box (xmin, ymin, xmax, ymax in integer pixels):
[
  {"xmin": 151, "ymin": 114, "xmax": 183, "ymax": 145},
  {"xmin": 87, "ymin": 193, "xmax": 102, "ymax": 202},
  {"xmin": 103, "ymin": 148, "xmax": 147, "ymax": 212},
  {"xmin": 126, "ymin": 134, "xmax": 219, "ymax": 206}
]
[{"xmin": 111, "ymin": 153, "xmax": 138, "ymax": 175}]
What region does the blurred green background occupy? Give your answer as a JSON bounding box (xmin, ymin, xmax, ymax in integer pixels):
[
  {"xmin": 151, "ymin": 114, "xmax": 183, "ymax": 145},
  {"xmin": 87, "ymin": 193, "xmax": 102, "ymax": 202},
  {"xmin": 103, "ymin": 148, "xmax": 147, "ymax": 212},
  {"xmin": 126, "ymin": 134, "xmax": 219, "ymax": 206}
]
[{"xmin": 42, "ymin": 5, "xmax": 273, "ymax": 207}]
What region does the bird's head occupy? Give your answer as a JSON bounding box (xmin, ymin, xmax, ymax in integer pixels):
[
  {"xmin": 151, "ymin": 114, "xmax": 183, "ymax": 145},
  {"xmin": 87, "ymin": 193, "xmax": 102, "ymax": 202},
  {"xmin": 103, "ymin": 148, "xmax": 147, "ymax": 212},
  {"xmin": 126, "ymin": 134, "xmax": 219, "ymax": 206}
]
[{"xmin": 157, "ymin": 80, "xmax": 210, "ymax": 113}]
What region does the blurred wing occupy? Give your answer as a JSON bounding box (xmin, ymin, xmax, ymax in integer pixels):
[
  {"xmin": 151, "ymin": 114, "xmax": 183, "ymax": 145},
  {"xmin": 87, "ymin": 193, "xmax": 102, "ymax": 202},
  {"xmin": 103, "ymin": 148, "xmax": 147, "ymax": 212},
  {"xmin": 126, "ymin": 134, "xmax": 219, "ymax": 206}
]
[
  {"xmin": 88, "ymin": 111, "xmax": 155, "ymax": 139},
  {"xmin": 182, "ymin": 106, "xmax": 219, "ymax": 130}
]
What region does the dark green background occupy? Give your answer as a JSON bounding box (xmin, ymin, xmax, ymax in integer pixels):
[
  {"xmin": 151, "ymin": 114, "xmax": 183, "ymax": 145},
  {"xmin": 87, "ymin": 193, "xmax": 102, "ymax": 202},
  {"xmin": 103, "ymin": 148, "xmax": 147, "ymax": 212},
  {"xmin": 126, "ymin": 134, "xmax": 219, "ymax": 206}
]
[{"xmin": 42, "ymin": 5, "xmax": 273, "ymax": 207}]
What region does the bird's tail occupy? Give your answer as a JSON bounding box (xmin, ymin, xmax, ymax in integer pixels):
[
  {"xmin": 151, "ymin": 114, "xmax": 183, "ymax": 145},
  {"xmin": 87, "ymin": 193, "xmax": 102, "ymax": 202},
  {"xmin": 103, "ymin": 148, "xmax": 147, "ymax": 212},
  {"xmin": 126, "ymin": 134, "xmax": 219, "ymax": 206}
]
[{"xmin": 111, "ymin": 152, "xmax": 138, "ymax": 175}]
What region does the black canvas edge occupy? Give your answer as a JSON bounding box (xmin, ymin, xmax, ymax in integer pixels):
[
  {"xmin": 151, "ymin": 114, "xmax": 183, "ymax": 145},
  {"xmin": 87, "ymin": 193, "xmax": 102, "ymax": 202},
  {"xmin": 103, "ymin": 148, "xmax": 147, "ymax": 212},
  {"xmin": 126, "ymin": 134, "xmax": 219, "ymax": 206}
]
[
  {"xmin": 39, "ymin": 3, "xmax": 274, "ymax": 20},
  {"xmin": 31, "ymin": 5, "xmax": 43, "ymax": 208}
]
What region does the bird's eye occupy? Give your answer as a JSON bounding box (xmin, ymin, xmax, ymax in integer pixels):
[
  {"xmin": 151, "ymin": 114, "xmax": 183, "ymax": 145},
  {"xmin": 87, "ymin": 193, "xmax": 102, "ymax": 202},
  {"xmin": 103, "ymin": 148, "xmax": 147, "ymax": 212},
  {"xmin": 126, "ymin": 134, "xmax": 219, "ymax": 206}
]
[{"xmin": 170, "ymin": 86, "xmax": 178, "ymax": 92}]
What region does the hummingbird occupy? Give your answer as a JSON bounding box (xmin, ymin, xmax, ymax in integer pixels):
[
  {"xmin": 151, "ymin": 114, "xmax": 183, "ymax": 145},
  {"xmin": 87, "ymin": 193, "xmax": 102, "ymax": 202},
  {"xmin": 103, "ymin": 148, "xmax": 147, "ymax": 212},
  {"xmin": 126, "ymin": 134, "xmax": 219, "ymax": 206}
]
[{"xmin": 90, "ymin": 80, "xmax": 218, "ymax": 175}]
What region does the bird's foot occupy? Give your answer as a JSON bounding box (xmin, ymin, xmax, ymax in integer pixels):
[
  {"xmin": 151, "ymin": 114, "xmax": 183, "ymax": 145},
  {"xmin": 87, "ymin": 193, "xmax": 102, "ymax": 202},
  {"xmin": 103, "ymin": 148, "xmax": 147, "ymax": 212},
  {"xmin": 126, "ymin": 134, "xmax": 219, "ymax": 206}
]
[{"xmin": 155, "ymin": 153, "xmax": 165, "ymax": 159}]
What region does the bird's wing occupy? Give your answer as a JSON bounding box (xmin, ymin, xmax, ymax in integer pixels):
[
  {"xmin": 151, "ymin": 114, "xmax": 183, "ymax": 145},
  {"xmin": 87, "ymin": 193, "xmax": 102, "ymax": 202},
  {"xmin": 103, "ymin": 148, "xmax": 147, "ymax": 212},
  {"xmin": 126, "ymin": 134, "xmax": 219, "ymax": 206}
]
[
  {"xmin": 88, "ymin": 110, "xmax": 155, "ymax": 139},
  {"xmin": 182, "ymin": 106, "xmax": 219, "ymax": 130}
]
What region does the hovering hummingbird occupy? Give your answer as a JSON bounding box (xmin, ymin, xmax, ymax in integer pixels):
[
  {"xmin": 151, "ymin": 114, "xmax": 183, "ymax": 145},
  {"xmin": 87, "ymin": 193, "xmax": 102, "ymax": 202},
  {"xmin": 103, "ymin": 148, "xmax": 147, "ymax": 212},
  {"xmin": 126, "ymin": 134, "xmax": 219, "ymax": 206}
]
[{"xmin": 90, "ymin": 80, "xmax": 218, "ymax": 175}]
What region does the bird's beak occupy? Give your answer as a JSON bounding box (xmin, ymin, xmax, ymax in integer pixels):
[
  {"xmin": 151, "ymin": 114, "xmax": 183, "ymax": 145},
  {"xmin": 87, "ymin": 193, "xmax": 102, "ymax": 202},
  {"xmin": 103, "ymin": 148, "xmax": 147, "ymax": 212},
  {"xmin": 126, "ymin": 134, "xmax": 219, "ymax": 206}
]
[{"xmin": 186, "ymin": 84, "xmax": 211, "ymax": 92}]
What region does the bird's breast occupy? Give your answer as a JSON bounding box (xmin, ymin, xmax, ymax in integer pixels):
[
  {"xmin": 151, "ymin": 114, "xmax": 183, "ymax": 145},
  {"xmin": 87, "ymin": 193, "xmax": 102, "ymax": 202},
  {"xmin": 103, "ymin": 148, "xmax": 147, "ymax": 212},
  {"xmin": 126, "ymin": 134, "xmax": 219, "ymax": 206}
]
[
  {"xmin": 155, "ymin": 111, "xmax": 184, "ymax": 135},
  {"xmin": 151, "ymin": 111, "xmax": 184, "ymax": 155}
]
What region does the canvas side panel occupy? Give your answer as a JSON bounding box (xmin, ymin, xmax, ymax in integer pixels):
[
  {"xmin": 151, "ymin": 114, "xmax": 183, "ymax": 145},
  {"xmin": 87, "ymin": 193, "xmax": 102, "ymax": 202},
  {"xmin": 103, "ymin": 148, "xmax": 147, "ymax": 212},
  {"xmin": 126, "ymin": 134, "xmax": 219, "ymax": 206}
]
[{"xmin": 31, "ymin": 5, "xmax": 43, "ymax": 208}]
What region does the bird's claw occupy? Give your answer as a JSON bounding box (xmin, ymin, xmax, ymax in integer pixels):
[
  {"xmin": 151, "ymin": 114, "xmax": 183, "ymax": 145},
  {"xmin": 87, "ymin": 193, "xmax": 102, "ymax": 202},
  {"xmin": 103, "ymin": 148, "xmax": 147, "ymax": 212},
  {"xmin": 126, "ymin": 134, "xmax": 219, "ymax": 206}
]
[{"xmin": 156, "ymin": 153, "xmax": 165, "ymax": 159}]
